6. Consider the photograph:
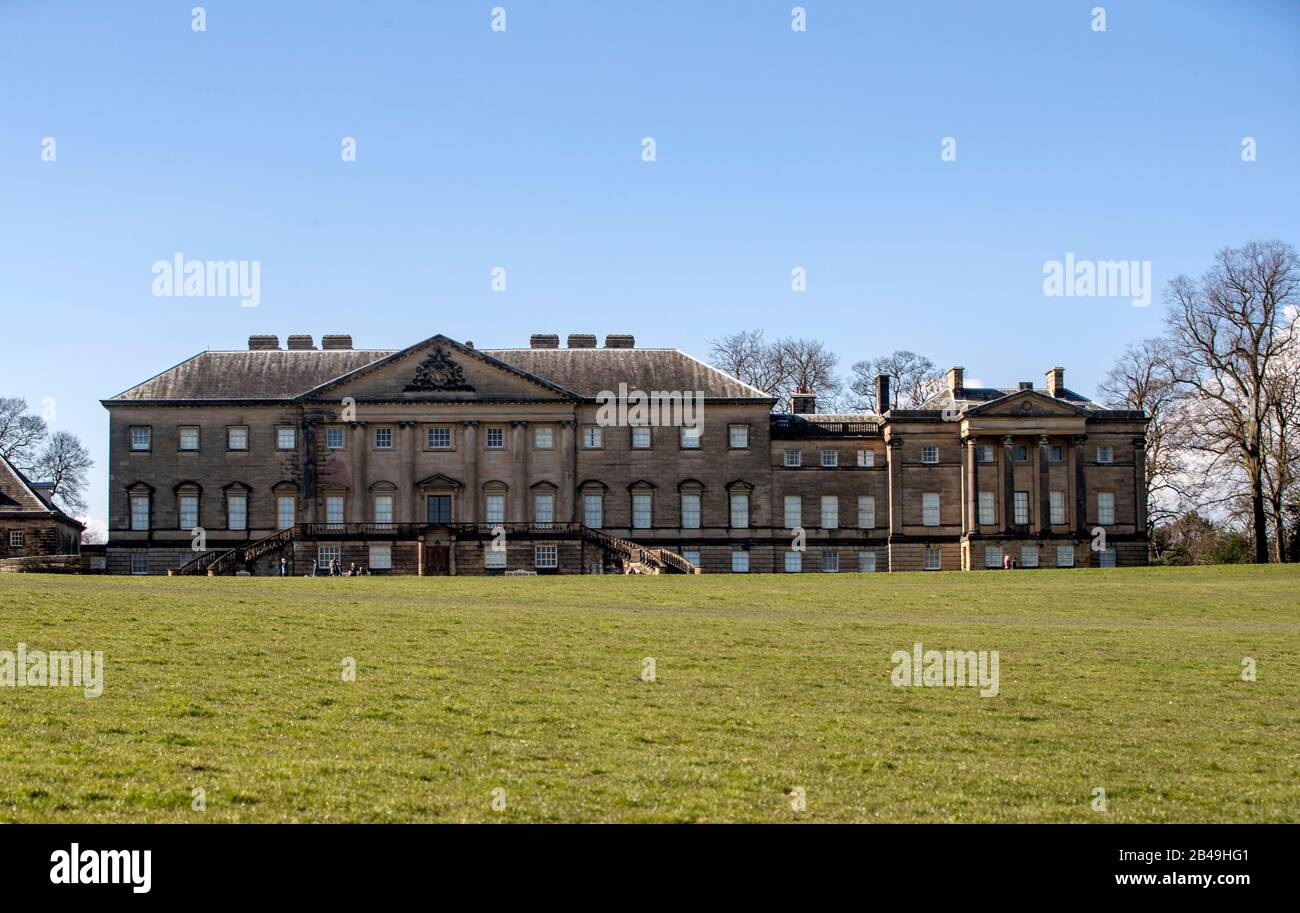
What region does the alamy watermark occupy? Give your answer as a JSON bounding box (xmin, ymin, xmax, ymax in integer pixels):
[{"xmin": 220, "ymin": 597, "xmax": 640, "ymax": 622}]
[
  {"xmin": 595, "ymin": 383, "xmax": 704, "ymax": 431},
  {"xmin": 891, "ymin": 642, "xmax": 999, "ymax": 697},
  {"xmin": 151, "ymin": 252, "xmax": 261, "ymax": 308},
  {"xmin": 1042, "ymin": 253, "xmax": 1151, "ymax": 308},
  {"xmin": 1, "ymin": 643, "xmax": 104, "ymax": 697}
]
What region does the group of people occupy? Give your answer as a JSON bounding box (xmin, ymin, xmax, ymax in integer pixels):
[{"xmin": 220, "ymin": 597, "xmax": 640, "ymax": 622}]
[{"xmin": 281, "ymin": 557, "xmax": 370, "ymax": 577}]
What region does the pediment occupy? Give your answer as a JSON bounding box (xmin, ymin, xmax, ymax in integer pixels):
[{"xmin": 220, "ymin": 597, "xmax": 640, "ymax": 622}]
[
  {"xmin": 966, "ymin": 390, "xmax": 1084, "ymax": 418},
  {"xmin": 300, "ymin": 335, "xmax": 578, "ymax": 403},
  {"xmin": 416, "ymin": 473, "xmax": 462, "ymax": 489}
]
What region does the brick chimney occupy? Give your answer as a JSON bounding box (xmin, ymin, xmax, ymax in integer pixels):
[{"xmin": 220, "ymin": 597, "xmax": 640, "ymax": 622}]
[
  {"xmin": 791, "ymin": 386, "xmax": 817, "ymax": 414},
  {"xmin": 321, "ymin": 335, "xmax": 353, "ymax": 350},
  {"xmin": 875, "ymin": 374, "xmax": 891, "ymax": 413},
  {"xmin": 947, "ymin": 366, "xmax": 964, "ymax": 398},
  {"xmin": 530, "ymin": 334, "xmax": 559, "ymax": 349},
  {"xmin": 286, "ymin": 335, "xmax": 317, "ymax": 350},
  {"xmin": 604, "ymin": 334, "xmax": 635, "ymax": 348},
  {"xmin": 248, "ymin": 335, "xmax": 280, "ymax": 350},
  {"xmin": 567, "ymin": 334, "xmax": 597, "ymax": 348},
  {"xmin": 1046, "ymin": 367, "xmax": 1065, "ymax": 397}
]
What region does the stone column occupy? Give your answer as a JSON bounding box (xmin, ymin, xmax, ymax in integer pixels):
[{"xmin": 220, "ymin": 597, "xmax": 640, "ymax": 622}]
[
  {"xmin": 348, "ymin": 421, "xmax": 368, "ymax": 522},
  {"xmin": 1035, "ymin": 434, "xmax": 1049, "ymax": 533},
  {"xmin": 511, "ymin": 421, "xmax": 530, "ymax": 522},
  {"xmin": 559, "ymin": 420, "xmax": 576, "ymax": 523},
  {"xmin": 1073, "ymin": 434, "xmax": 1088, "ymax": 535},
  {"xmin": 1002, "ymin": 435, "xmax": 1014, "ymax": 534},
  {"xmin": 460, "ymin": 421, "xmax": 479, "ymax": 522},
  {"xmin": 887, "ymin": 438, "xmax": 904, "ymax": 535},
  {"xmin": 1133, "ymin": 435, "xmax": 1147, "ymax": 534},
  {"xmin": 397, "ymin": 421, "xmax": 416, "ymax": 524},
  {"xmin": 964, "ymin": 436, "xmax": 978, "ymax": 536}
]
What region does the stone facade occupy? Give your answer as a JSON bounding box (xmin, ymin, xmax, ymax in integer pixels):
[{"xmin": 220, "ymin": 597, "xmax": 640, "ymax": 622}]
[
  {"xmin": 101, "ymin": 334, "xmax": 1149, "ymax": 574},
  {"xmin": 0, "ymin": 453, "xmax": 84, "ymax": 562}
]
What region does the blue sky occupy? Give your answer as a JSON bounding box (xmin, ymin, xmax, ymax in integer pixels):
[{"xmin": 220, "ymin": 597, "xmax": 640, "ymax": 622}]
[{"xmin": 2, "ymin": 0, "xmax": 1298, "ymax": 528}]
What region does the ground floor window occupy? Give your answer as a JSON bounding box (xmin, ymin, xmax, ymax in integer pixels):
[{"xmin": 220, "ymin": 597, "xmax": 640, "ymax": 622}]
[
  {"xmin": 924, "ymin": 547, "xmax": 941, "ymax": 571},
  {"xmin": 681, "ymin": 549, "xmax": 700, "ymax": 568},
  {"xmin": 858, "ymin": 552, "xmax": 876, "ymax": 572},
  {"xmin": 731, "ymin": 549, "xmax": 749, "ymax": 573},
  {"xmin": 9, "ymin": 531, "xmax": 24, "ymax": 548},
  {"xmin": 1056, "ymin": 545, "xmax": 1075, "ymax": 568},
  {"xmin": 1020, "ymin": 546, "xmax": 1039, "ymax": 568},
  {"xmin": 784, "ymin": 550, "xmax": 801, "ymax": 573},
  {"xmin": 1098, "ymin": 547, "xmax": 1117, "ymax": 568},
  {"xmin": 130, "ymin": 552, "xmax": 148, "ymax": 575},
  {"xmin": 821, "ymin": 549, "xmax": 839, "ymax": 572},
  {"xmin": 368, "ymin": 544, "xmax": 392, "ymax": 570},
  {"xmin": 535, "ymin": 545, "xmax": 558, "ymax": 569},
  {"xmin": 984, "ymin": 546, "xmax": 1003, "ymax": 568},
  {"xmin": 318, "ymin": 545, "xmax": 341, "ymax": 568},
  {"xmin": 485, "ymin": 546, "xmax": 507, "ymax": 569}
]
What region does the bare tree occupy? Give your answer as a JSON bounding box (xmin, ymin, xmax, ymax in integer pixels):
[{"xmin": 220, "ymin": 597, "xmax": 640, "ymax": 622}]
[
  {"xmin": 708, "ymin": 330, "xmax": 788, "ymax": 397},
  {"xmin": 0, "ymin": 397, "xmax": 49, "ymax": 469},
  {"xmin": 847, "ymin": 350, "xmax": 945, "ymax": 412},
  {"xmin": 1163, "ymin": 240, "xmax": 1300, "ymax": 563},
  {"xmin": 772, "ymin": 336, "xmax": 843, "ymax": 412},
  {"xmin": 708, "ymin": 332, "xmax": 843, "ymax": 411},
  {"xmin": 1261, "ymin": 350, "xmax": 1300, "ymax": 561},
  {"xmin": 1098, "ymin": 337, "xmax": 1193, "ymax": 532},
  {"xmin": 32, "ymin": 431, "xmax": 94, "ymax": 514}
]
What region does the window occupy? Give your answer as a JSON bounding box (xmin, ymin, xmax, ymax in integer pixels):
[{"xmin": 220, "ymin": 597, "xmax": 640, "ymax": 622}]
[
  {"xmin": 632, "ymin": 493, "xmax": 652, "ymax": 529},
  {"xmin": 277, "ymin": 426, "xmax": 296, "ymax": 450},
  {"xmin": 277, "ymin": 495, "xmax": 295, "ymax": 530},
  {"xmin": 179, "ymin": 495, "xmax": 199, "ymax": 530},
  {"xmin": 583, "ymin": 493, "xmax": 603, "ymax": 528},
  {"xmin": 680, "ymin": 493, "xmax": 701, "ymax": 529},
  {"xmin": 1098, "ymin": 446, "xmax": 1114, "ymax": 464},
  {"xmin": 924, "ymin": 547, "xmax": 941, "ymax": 571},
  {"xmin": 784, "ymin": 551, "xmax": 802, "ymax": 573},
  {"xmin": 857, "ymin": 449, "xmax": 875, "ymax": 467},
  {"xmin": 784, "ymin": 496, "xmax": 802, "ymax": 529},
  {"xmin": 427, "ymin": 427, "xmax": 452, "ymax": 449},
  {"xmin": 325, "ymin": 495, "xmax": 344, "ymax": 527},
  {"xmin": 729, "ymin": 493, "xmax": 750, "ymax": 529},
  {"xmin": 1011, "ymin": 445, "xmax": 1028, "ymax": 462},
  {"xmin": 1014, "ymin": 491, "xmax": 1029, "ymax": 525},
  {"xmin": 821, "ymin": 450, "xmax": 839, "ymax": 468},
  {"xmin": 857, "ymin": 495, "xmax": 875, "ymax": 529},
  {"xmin": 131, "ymin": 495, "xmax": 150, "ymax": 531},
  {"xmin": 922, "ymin": 446, "xmax": 939, "ymax": 464},
  {"xmin": 533, "ymin": 493, "xmax": 555, "ymax": 526},
  {"xmin": 227, "ymin": 426, "xmax": 248, "ymax": 450},
  {"xmin": 985, "ymin": 546, "xmax": 1003, "ymax": 568},
  {"xmin": 783, "ymin": 449, "xmax": 802, "ymax": 467},
  {"xmin": 681, "ymin": 549, "xmax": 701, "ymax": 567},
  {"xmin": 131, "ymin": 552, "xmax": 148, "ymax": 575},
  {"xmin": 9, "ymin": 531, "xmax": 25, "ymax": 548},
  {"xmin": 1049, "ymin": 490, "xmax": 1066, "ymax": 525},
  {"xmin": 373, "ymin": 427, "xmax": 393, "ymax": 449},
  {"xmin": 1048, "ymin": 445, "xmax": 1063, "ymax": 462},
  {"xmin": 535, "ymin": 545, "xmax": 558, "ymax": 569},
  {"xmin": 729, "ymin": 425, "xmax": 749, "ymax": 449},
  {"xmin": 582, "ymin": 426, "xmax": 602, "ymax": 449},
  {"xmin": 130, "ymin": 426, "xmax": 151, "ymax": 451},
  {"xmin": 427, "ymin": 495, "xmax": 452, "ymax": 524},
  {"xmin": 858, "ymin": 552, "xmax": 877, "ymax": 573},
  {"xmin": 976, "ymin": 445, "xmax": 994, "ymax": 463},
  {"xmin": 484, "ymin": 547, "xmax": 507, "ymax": 569},
  {"xmin": 484, "ymin": 494, "xmax": 506, "ymax": 524},
  {"xmin": 1056, "ymin": 545, "xmax": 1075, "ymax": 568},
  {"xmin": 922, "ymin": 492, "xmax": 940, "ymax": 527},
  {"xmin": 821, "ymin": 549, "xmax": 839, "ymax": 572},
  {"xmin": 318, "ymin": 545, "xmax": 341, "ymax": 567},
  {"xmin": 1021, "ymin": 546, "xmax": 1039, "ymax": 568},
  {"xmin": 178, "ymin": 426, "xmax": 199, "ymax": 451},
  {"xmin": 227, "ymin": 494, "xmax": 247, "ymax": 530},
  {"xmin": 978, "ymin": 491, "xmax": 995, "ymax": 526},
  {"xmin": 731, "ymin": 549, "xmax": 749, "ymax": 573},
  {"xmin": 821, "ymin": 495, "xmax": 838, "ymax": 530},
  {"xmin": 1099, "ymin": 547, "xmax": 1117, "ymax": 568},
  {"xmin": 326, "ymin": 426, "xmax": 345, "ymax": 449},
  {"xmin": 533, "ymin": 426, "xmax": 553, "ymax": 449},
  {"xmin": 1097, "ymin": 492, "xmax": 1115, "ymax": 525},
  {"xmin": 373, "ymin": 494, "xmax": 394, "ymax": 526},
  {"xmin": 369, "ymin": 544, "xmax": 392, "ymax": 570},
  {"xmin": 486, "ymin": 426, "xmax": 505, "ymax": 449},
  {"xmin": 631, "ymin": 426, "xmax": 651, "ymax": 449},
  {"xmin": 680, "ymin": 425, "xmax": 701, "ymax": 449}
]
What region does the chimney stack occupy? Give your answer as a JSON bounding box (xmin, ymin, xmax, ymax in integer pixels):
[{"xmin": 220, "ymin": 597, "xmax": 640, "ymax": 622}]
[
  {"xmin": 947, "ymin": 366, "xmax": 964, "ymax": 398},
  {"xmin": 1046, "ymin": 367, "xmax": 1065, "ymax": 397},
  {"xmin": 1018, "ymin": 381, "xmax": 1033, "ymax": 391},
  {"xmin": 791, "ymin": 386, "xmax": 817, "ymax": 415},
  {"xmin": 321, "ymin": 335, "xmax": 353, "ymax": 350},
  {"xmin": 567, "ymin": 333, "xmax": 597, "ymax": 348},
  {"xmin": 875, "ymin": 374, "xmax": 891, "ymax": 413},
  {"xmin": 286, "ymin": 335, "xmax": 317, "ymax": 351},
  {"xmin": 248, "ymin": 335, "xmax": 280, "ymax": 350},
  {"xmin": 530, "ymin": 334, "xmax": 559, "ymax": 349},
  {"xmin": 604, "ymin": 334, "xmax": 635, "ymax": 348}
]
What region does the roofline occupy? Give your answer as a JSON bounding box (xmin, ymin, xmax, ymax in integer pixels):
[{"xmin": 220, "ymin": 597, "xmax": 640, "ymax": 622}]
[
  {"xmin": 105, "ymin": 350, "xmax": 207, "ymax": 402},
  {"xmin": 0, "ymin": 452, "xmax": 82, "ymax": 526},
  {"xmin": 672, "ymin": 349, "xmax": 780, "ymax": 403}
]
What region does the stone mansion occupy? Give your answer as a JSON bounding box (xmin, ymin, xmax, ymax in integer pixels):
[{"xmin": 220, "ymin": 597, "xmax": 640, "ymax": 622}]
[{"xmin": 101, "ymin": 332, "xmax": 1149, "ymax": 575}]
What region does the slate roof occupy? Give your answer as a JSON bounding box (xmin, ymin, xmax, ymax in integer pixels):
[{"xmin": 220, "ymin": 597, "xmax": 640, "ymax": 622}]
[
  {"xmin": 105, "ymin": 343, "xmax": 775, "ymax": 403},
  {"xmin": 0, "ymin": 452, "xmax": 83, "ymax": 526}
]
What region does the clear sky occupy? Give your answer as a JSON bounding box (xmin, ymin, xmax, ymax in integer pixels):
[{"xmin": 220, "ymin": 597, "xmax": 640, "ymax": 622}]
[{"xmin": 2, "ymin": 0, "xmax": 1298, "ymax": 530}]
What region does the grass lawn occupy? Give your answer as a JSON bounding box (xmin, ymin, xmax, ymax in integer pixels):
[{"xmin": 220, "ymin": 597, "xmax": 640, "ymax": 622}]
[{"xmin": 0, "ymin": 565, "xmax": 1297, "ymax": 823}]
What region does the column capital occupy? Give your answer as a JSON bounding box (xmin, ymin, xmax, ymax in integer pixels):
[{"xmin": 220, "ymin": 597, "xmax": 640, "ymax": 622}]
[
  {"xmin": 1072, "ymin": 434, "xmax": 1088, "ymax": 445},
  {"xmin": 1038, "ymin": 433, "xmax": 1050, "ymax": 445},
  {"xmin": 510, "ymin": 420, "xmax": 530, "ymax": 429},
  {"xmin": 460, "ymin": 420, "xmax": 480, "ymax": 429},
  {"xmin": 348, "ymin": 421, "xmax": 368, "ymax": 429},
  {"xmin": 1002, "ymin": 434, "xmax": 1014, "ymax": 446},
  {"xmin": 397, "ymin": 420, "xmax": 418, "ymax": 429},
  {"xmin": 558, "ymin": 419, "xmax": 577, "ymax": 429}
]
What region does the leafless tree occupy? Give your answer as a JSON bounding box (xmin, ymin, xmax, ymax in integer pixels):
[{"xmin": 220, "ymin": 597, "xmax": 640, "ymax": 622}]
[
  {"xmin": 32, "ymin": 431, "xmax": 94, "ymax": 514},
  {"xmin": 772, "ymin": 336, "xmax": 843, "ymax": 412},
  {"xmin": 0, "ymin": 397, "xmax": 49, "ymax": 469},
  {"xmin": 708, "ymin": 330, "xmax": 788, "ymax": 397},
  {"xmin": 709, "ymin": 331, "xmax": 843, "ymax": 411},
  {"xmin": 847, "ymin": 350, "xmax": 945, "ymax": 412},
  {"xmin": 1261, "ymin": 350, "xmax": 1300, "ymax": 561},
  {"xmin": 1162, "ymin": 240, "xmax": 1300, "ymax": 563}
]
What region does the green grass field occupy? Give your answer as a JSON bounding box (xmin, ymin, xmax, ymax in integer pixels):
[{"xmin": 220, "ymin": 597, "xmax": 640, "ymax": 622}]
[{"xmin": 1, "ymin": 566, "xmax": 1297, "ymax": 823}]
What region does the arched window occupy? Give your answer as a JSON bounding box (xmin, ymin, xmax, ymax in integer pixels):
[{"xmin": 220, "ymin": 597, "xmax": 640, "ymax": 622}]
[
  {"xmin": 223, "ymin": 482, "xmax": 250, "ymax": 532},
  {"xmin": 174, "ymin": 481, "xmax": 202, "ymax": 531},
  {"xmin": 481, "ymin": 480, "xmax": 509, "ymax": 524},
  {"xmin": 628, "ymin": 480, "xmax": 656, "ymax": 530}
]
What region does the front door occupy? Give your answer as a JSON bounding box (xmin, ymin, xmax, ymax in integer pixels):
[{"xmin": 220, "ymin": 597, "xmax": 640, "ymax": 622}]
[{"xmin": 425, "ymin": 545, "xmax": 450, "ymax": 576}]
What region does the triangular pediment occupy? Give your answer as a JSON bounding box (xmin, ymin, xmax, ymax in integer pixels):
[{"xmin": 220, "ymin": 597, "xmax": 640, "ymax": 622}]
[
  {"xmin": 300, "ymin": 335, "xmax": 578, "ymax": 403},
  {"xmin": 966, "ymin": 389, "xmax": 1085, "ymax": 418},
  {"xmin": 416, "ymin": 473, "xmax": 462, "ymax": 489}
]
